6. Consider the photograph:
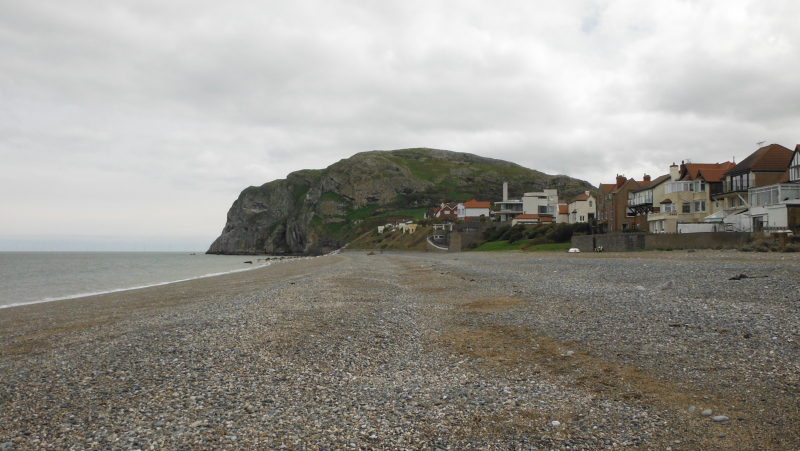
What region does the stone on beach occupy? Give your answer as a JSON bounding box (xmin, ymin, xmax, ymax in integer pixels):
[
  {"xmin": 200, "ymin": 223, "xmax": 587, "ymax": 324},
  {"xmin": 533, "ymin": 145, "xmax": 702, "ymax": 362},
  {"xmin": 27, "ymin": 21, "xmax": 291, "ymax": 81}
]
[{"xmin": 1, "ymin": 250, "xmax": 798, "ymax": 449}]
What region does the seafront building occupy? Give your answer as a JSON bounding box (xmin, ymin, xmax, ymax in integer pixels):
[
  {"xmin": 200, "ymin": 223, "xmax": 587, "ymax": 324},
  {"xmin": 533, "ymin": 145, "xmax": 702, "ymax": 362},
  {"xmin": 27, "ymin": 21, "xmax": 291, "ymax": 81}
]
[
  {"xmin": 599, "ymin": 143, "xmax": 800, "ymax": 235},
  {"xmin": 494, "ymin": 182, "xmax": 565, "ymax": 223}
]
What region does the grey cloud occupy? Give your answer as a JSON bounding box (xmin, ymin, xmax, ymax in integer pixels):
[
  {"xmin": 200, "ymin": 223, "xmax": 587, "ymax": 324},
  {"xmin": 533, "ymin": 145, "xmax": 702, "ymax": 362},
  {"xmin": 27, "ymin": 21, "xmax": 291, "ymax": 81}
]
[{"xmin": 2, "ymin": 0, "xmax": 799, "ymax": 244}]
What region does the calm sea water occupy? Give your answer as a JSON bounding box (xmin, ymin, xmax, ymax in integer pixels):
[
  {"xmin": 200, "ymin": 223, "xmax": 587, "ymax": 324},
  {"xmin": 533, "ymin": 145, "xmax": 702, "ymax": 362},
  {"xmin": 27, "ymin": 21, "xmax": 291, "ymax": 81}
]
[{"xmin": 0, "ymin": 252, "xmax": 271, "ymax": 309}]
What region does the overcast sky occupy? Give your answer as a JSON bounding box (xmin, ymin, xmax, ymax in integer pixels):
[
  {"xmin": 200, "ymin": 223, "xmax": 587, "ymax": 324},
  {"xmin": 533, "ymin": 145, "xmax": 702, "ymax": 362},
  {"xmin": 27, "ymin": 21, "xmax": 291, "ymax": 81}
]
[{"xmin": 2, "ymin": 0, "xmax": 798, "ymax": 250}]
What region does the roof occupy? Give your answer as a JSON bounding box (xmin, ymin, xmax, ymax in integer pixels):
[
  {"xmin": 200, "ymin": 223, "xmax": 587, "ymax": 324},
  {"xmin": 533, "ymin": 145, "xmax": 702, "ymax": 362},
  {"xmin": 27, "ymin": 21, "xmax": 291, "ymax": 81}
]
[
  {"xmin": 611, "ymin": 178, "xmax": 645, "ymax": 195},
  {"xmin": 681, "ymin": 162, "xmax": 735, "ymax": 181},
  {"xmin": 725, "ymin": 144, "xmax": 793, "ymax": 175},
  {"xmin": 660, "ymin": 198, "xmax": 672, "ymax": 204},
  {"xmin": 463, "ymin": 199, "xmax": 491, "ymax": 209},
  {"xmin": 558, "ymin": 205, "xmax": 569, "ymax": 214},
  {"xmin": 572, "ymin": 193, "xmax": 590, "ymax": 202},
  {"xmin": 599, "ymin": 184, "xmax": 615, "ymax": 194},
  {"xmin": 694, "ymin": 168, "xmax": 732, "ymax": 183},
  {"xmin": 632, "ymin": 174, "xmax": 671, "ymax": 193},
  {"xmin": 515, "ymin": 214, "xmax": 540, "ymax": 219}
]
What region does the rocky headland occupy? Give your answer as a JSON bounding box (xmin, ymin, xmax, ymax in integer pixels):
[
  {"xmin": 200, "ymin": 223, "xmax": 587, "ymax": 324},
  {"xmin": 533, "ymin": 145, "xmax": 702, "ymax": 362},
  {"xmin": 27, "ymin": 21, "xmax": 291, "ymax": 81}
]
[{"xmin": 206, "ymin": 148, "xmax": 593, "ymax": 255}]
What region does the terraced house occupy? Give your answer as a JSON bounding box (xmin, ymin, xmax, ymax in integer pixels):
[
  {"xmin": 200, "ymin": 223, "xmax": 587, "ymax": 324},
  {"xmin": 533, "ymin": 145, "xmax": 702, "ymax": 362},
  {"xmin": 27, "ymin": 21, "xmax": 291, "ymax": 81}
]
[
  {"xmin": 597, "ymin": 175, "xmax": 645, "ymax": 233},
  {"xmin": 746, "ymin": 144, "xmax": 800, "ymax": 232},
  {"xmin": 714, "ymin": 144, "xmax": 794, "ymax": 232},
  {"xmin": 639, "ymin": 161, "xmax": 734, "ymax": 233}
]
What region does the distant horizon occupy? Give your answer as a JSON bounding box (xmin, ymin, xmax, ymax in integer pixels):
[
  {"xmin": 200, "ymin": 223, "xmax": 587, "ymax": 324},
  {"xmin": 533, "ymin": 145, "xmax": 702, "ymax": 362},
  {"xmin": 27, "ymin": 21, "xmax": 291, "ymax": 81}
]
[{"xmin": 0, "ymin": 235, "xmax": 215, "ymax": 253}]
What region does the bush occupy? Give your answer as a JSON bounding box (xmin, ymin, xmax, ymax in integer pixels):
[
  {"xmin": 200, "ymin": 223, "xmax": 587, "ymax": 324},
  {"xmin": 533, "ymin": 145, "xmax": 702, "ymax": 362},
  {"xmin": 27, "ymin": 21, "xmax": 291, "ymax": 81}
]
[
  {"xmin": 622, "ymin": 227, "xmax": 640, "ymax": 233},
  {"xmin": 484, "ymin": 225, "xmax": 511, "ymax": 242},
  {"xmin": 572, "ymin": 222, "xmax": 591, "ymax": 235},
  {"xmin": 783, "ymin": 243, "xmax": 799, "ymax": 252},
  {"xmin": 739, "ymin": 245, "xmax": 754, "ymax": 252},
  {"xmin": 503, "ymin": 224, "xmax": 527, "ymax": 244},
  {"xmin": 546, "ymin": 223, "xmax": 573, "ymax": 243}
]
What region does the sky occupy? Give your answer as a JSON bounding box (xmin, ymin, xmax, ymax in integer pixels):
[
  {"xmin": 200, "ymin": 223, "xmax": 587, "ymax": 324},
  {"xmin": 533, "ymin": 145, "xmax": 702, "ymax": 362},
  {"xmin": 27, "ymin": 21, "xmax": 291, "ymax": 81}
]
[{"xmin": 2, "ymin": 0, "xmax": 799, "ymax": 251}]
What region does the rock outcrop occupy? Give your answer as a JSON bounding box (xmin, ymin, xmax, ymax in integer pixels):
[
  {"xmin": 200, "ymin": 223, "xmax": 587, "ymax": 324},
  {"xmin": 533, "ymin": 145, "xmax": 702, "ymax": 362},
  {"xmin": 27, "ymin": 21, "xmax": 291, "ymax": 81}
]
[{"xmin": 207, "ymin": 148, "xmax": 594, "ymax": 255}]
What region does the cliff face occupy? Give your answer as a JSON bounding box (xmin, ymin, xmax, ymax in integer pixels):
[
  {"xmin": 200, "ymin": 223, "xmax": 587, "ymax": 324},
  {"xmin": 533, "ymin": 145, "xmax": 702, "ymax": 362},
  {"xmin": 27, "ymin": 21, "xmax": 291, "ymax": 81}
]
[{"xmin": 207, "ymin": 148, "xmax": 594, "ymax": 255}]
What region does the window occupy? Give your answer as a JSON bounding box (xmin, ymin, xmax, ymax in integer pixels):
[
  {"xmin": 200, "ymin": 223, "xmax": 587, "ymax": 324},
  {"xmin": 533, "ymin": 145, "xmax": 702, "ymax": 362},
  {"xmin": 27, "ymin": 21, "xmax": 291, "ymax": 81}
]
[
  {"xmin": 791, "ymin": 166, "xmax": 800, "ymax": 182},
  {"xmin": 663, "ymin": 203, "xmax": 675, "ymax": 213},
  {"xmin": 589, "ymin": 200, "xmax": 593, "ymax": 207},
  {"xmin": 538, "ymin": 205, "xmax": 548, "ymax": 214},
  {"xmin": 580, "ymin": 215, "xmax": 585, "ymax": 222},
  {"xmin": 665, "ymin": 182, "xmax": 695, "ymax": 194},
  {"xmin": 682, "ymin": 202, "xmax": 691, "ymax": 213},
  {"xmin": 694, "ymin": 200, "xmax": 706, "ymax": 212}
]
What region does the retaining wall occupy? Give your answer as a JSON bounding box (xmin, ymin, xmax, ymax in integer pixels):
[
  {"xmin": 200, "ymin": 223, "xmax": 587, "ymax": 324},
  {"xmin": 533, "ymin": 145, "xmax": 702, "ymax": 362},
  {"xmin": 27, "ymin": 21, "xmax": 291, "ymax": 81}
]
[{"xmin": 572, "ymin": 232, "xmax": 752, "ymax": 252}]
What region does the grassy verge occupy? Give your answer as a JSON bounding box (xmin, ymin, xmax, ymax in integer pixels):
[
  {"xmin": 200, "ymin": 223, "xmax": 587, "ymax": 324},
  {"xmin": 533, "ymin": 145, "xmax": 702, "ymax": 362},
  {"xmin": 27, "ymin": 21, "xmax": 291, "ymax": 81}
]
[
  {"xmin": 472, "ymin": 240, "xmax": 531, "ymax": 251},
  {"xmin": 472, "ymin": 240, "xmax": 573, "ymax": 252},
  {"xmin": 522, "ymin": 242, "xmax": 573, "ymax": 252}
]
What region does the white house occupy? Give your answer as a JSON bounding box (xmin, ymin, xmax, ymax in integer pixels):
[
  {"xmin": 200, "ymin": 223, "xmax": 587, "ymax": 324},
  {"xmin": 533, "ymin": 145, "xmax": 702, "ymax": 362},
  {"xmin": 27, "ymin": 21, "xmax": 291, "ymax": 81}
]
[
  {"xmin": 457, "ymin": 199, "xmax": 492, "ymax": 221},
  {"xmin": 495, "ymin": 182, "xmax": 560, "ymax": 222},
  {"xmin": 567, "ymin": 191, "xmax": 596, "ymax": 224}
]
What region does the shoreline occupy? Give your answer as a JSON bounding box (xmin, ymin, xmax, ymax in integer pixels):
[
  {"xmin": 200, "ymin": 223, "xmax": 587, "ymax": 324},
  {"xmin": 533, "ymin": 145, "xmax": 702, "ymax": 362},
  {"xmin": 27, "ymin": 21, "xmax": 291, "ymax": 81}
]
[{"xmin": 0, "ymin": 253, "xmax": 338, "ymax": 311}]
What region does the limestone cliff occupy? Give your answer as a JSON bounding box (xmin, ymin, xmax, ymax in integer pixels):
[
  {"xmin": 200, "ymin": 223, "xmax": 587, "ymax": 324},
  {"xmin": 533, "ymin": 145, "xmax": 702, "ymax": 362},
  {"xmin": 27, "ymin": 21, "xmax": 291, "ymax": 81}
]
[{"xmin": 207, "ymin": 148, "xmax": 594, "ymax": 255}]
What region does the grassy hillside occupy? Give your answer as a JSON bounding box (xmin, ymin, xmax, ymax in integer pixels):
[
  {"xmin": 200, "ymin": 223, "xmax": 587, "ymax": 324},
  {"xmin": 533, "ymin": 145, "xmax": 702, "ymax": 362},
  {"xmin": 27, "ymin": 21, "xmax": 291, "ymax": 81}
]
[{"xmin": 346, "ymin": 225, "xmax": 430, "ymax": 251}]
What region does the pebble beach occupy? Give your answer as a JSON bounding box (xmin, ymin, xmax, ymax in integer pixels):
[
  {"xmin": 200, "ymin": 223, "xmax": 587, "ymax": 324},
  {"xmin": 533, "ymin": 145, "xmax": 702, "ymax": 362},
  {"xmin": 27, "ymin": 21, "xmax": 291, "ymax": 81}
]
[{"xmin": 1, "ymin": 250, "xmax": 799, "ymax": 450}]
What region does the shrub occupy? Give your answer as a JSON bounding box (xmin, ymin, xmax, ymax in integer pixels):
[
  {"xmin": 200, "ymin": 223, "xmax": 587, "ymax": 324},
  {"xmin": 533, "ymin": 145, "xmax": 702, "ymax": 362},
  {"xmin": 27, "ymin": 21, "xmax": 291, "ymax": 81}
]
[
  {"xmin": 783, "ymin": 243, "xmax": 799, "ymax": 253},
  {"xmin": 504, "ymin": 224, "xmax": 527, "ymax": 244},
  {"xmin": 572, "ymin": 222, "xmax": 591, "ymax": 235},
  {"xmin": 546, "ymin": 223, "xmax": 573, "ymax": 243},
  {"xmin": 739, "ymin": 245, "xmax": 754, "ymax": 252},
  {"xmin": 484, "ymin": 225, "xmax": 511, "ymax": 242},
  {"xmin": 622, "ymin": 227, "xmax": 640, "ymax": 233}
]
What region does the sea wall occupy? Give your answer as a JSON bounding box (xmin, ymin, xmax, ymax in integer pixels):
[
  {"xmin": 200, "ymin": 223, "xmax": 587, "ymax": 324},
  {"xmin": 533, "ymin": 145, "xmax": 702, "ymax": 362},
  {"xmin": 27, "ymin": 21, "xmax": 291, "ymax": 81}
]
[{"xmin": 572, "ymin": 232, "xmax": 752, "ymax": 252}]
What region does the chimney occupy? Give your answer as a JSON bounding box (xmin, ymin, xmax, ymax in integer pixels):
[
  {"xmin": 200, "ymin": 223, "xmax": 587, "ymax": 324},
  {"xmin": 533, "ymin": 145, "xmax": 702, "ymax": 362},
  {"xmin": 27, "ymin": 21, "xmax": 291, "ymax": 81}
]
[
  {"xmin": 502, "ymin": 182, "xmax": 508, "ymax": 202},
  {"xmin": 616, "ymin": 174, "xmax": 627, "ymax": 188},
  {"xmin": 669, "ymin": 162, "xmax": 680, "ymax": 181},
  {"xmin": 643, "ymin": 174, "xmax": 651, "ymax": 183}
]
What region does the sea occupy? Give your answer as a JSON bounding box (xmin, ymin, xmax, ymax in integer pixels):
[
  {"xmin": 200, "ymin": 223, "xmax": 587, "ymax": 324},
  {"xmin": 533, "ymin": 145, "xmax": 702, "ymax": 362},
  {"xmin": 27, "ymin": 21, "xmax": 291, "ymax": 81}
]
[{"xmin": 0, "ymin": 252, "xmax": 272, "ymax": 309}]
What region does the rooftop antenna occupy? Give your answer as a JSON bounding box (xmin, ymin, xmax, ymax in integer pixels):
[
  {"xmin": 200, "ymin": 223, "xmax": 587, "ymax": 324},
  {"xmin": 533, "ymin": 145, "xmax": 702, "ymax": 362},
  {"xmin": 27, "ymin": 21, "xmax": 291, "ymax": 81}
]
[{"xmin": 757, "ymin": 141, "xmax": 765, "ymax": 147}]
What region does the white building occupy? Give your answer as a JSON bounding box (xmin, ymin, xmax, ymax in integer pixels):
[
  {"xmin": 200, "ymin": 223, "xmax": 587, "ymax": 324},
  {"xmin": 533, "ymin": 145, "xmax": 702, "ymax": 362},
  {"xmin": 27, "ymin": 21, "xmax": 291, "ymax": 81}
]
[{"xmin": 567, "ymin": 191, "xmax": 596, "ymax": 224}]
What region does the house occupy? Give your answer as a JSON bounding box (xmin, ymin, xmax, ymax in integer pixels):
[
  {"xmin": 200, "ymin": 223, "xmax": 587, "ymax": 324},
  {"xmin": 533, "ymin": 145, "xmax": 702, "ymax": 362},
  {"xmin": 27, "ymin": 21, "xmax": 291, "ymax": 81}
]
[
  {"xmin": 568, "ymin": 191, "xmax": 596, "ymax": 224},
  {"xmin": 511, "ymin": 214, "xmax": 554, "ymax": 226},
  {"xmin": 627, "ymin": 174, "xmax": 670, "ymax": 232},
  {"xmin": 432, "ymin": 202, "xmax": 458, "ymax": 219},
  {"xmin": 402, "ymin": 224, "xmax": 418, "ymax": 234},
  {"xmin": 456, "ymin": 199, "xmax": 492, "ymax": 221},
  {"xmin": 596, "ymin": 175, "xmax": 645, "ymax": 233},
  {"xmin": 495, "ymin": 182, "xmax": 561, "ymax": 223},
  {"xmin": 746, "ymin": 144, "xmax": 800, "ymax": 232},
  {"xmin": 557, "ymin": 202, "xmax": 570, "ymax": 224},
  {"xmin": 494, "ymin": 182, "xmax": 523, "ymax": 221},
  {"xmin": 714, "ymin": 144, "xmax": 794, "ymax": 231}
]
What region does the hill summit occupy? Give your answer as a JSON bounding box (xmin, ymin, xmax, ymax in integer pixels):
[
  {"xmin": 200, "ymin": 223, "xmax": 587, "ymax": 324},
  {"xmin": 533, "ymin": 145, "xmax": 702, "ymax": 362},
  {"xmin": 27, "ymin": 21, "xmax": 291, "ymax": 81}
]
[{"xmin": 207, "ymin": 148, "xmax": 594, "ymax": 255}]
